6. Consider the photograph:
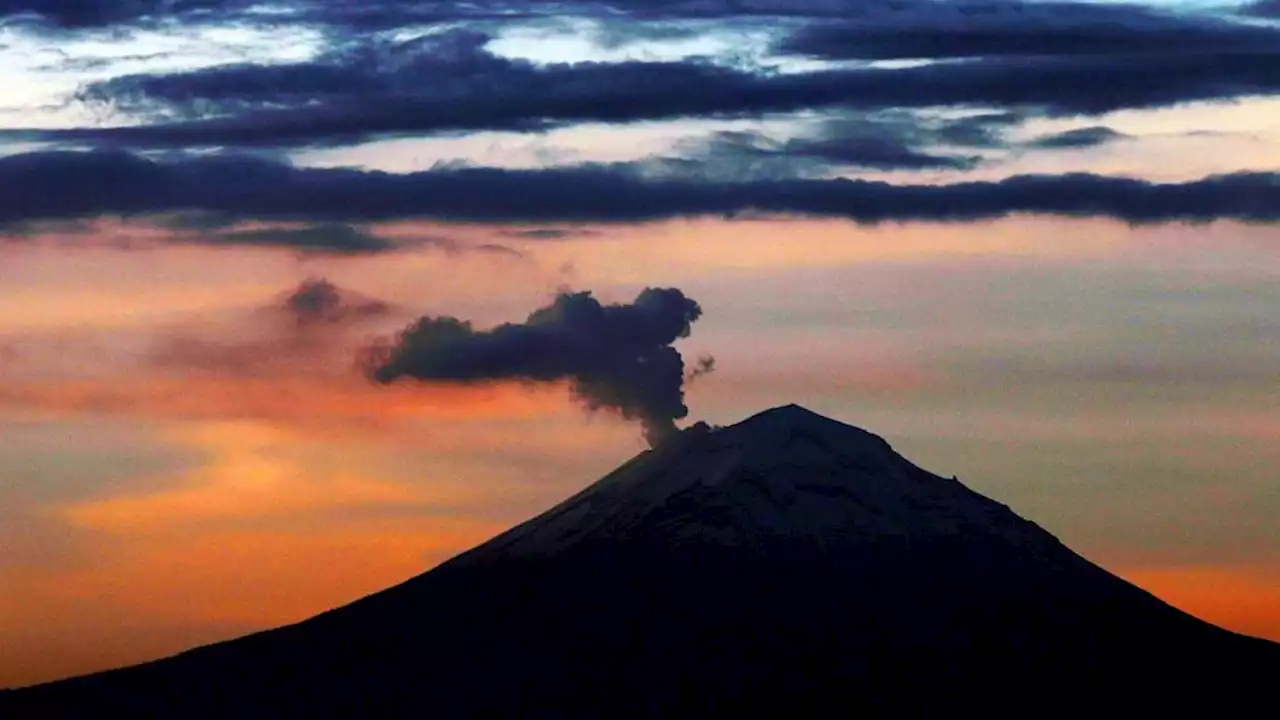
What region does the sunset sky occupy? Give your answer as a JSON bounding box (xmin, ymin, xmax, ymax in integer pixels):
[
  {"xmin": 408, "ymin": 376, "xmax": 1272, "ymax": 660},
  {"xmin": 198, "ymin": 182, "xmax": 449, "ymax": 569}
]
[{"xmin": 2, "ymin": 0, "xmax": 1279, "ymax": 688}]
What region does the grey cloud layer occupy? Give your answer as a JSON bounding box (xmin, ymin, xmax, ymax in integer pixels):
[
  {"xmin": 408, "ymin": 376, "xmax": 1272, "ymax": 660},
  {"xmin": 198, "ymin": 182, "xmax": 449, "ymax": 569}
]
[
  {"xmin": 38, "ymin": 37, "xmax": 1280, "ymax": 149},
  {"xmin": 780, "ymin": 2, "xmax": 1280, "ymax": 59},
  {"xmin": 660, "ymin": 115, "xmax": 989, "ymax": 177},
  {"xmin": 2, "ymin": 150, "xmax": 1277, "ymax": 226},
  {"xmin": 195, "ymin": 223, "xmax": 400, "ymax": 253},
  {"xmin": 1244, "ymin": 0, "xmax": 1279, "ymax": 17},
  {"xmin": 0, "ymin": 1, "xmax": 527, "ymax": 28},
  {"xmin": 0, "ymin": 0, "xmax": 924, "ymax": 27},
  {"xmin": 3, "ymin": 2, "xmax": 1275, "ymax": 153},
  {"xmin": 4, "ymin": 2, "xmax": 1278, "ymax": 228},
  {"xmin": 1027, "ymin": 127, "xmax": 1127, "ymax": 150}
]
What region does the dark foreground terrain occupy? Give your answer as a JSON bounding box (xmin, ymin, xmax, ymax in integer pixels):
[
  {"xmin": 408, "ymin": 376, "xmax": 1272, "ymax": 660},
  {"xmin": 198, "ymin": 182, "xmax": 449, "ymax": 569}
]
[{"xmin": 4, "ymin": 405, "xmax": 1276, "ymax": 717}]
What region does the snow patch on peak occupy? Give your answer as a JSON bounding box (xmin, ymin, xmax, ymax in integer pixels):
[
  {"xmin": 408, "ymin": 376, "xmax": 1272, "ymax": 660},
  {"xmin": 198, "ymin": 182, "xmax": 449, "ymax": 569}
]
[
  {"xmin": 728, "ymin": 404, "xmax": 892, "ymax": 458},
  {"xmin": 742, "ymin": 403, "xmax": 830, "ymax": 423},
  {"xmin": 734, "ymin": 403, "xmax": 856, "ymax": 436},
  {"xmin": 455, "ymin": 405, "xmax": 1058, "ymax": 564}
]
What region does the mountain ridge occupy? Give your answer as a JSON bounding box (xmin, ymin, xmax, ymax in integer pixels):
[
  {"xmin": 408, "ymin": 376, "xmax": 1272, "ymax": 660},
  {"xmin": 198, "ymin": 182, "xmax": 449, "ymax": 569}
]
[
  {"xmin": 447, "ymin": 403, "xmax": 1060, "ymax": 565},
  {"xmin": 3, "ymin": 404, "xmax": 1277, "ymax": 717}
]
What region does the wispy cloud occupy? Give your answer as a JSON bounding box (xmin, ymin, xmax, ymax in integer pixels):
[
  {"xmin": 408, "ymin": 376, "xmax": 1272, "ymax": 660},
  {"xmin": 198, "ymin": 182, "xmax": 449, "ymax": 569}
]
[
  {"xmin": 0, "ymin": 277, "xmax": 569, "ymax": 437},
  {"xmin": 1026, "ymin": 126, "xmax": 1128, "ymax": 150}
]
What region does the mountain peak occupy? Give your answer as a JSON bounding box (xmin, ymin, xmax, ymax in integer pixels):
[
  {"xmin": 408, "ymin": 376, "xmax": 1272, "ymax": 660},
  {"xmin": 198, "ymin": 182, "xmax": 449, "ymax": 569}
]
[
  {"xmin": 710, "ymin": 403, "xmax": 893, "ymax": 461},
  {"xmin": 6, "ymin": 405, "xmax": 1276, "ymax": 717},
  {"xmin": 453, "ymin": 404, "xmax": 1051, "ymax": 564},
  {"xmin": 695, "ymin": 403, "xmax": 857, "ymax": 434},
  {"xmin": 740, "ymin": 402, "xmax": 833, "ymax": 425}
]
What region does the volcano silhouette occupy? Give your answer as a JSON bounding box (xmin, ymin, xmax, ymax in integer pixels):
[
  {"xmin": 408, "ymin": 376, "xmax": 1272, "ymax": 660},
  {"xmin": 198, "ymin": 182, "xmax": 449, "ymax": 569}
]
[{"xmin": 3, "ymin": 405, "xmax": 1276, "ymax": 717}]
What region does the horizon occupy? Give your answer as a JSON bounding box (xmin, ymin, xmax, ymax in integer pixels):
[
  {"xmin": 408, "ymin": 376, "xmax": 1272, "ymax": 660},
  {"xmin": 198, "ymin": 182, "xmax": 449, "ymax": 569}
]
[{"xmin": 2, "ymin": 0, "xmax": 1279, "ymax": 689}]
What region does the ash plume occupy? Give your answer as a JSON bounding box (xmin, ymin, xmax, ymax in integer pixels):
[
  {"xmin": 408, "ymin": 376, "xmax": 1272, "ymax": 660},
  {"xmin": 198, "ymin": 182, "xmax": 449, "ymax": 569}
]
[
  {"xmin": 364, "ymin": 288, "xmax": 709, "ymax": 446},
  {"xmin": 150, "ymin": 277, "xmax": 394, "ymax": 377},
  {"xmin": 285, "ymin": 277, "xmax": 391, "ymax": 327},
  {"xmin": 687, "ymin": 354, "xmax": 716, "ymax": 381}
]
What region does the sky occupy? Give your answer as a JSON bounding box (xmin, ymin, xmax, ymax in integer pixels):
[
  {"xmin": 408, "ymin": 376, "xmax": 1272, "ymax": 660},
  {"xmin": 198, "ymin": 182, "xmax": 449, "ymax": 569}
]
[{"xmin": 1, "ymin": 0, "xmax": 1279, "ymax": 688}]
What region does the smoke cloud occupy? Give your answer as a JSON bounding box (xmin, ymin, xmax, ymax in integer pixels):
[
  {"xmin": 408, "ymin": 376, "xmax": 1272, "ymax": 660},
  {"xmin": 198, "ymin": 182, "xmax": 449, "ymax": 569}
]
[
  {"xmin": 284, "ymin": 277, "xmax": 392, "ymax": 327},
  {"xmin": 150, "ymin": 277, "xmax": 394, "ymax": 377},
  {"xmin": 364, "ymin": 288, "xmax": 710, "ymax": 446}
]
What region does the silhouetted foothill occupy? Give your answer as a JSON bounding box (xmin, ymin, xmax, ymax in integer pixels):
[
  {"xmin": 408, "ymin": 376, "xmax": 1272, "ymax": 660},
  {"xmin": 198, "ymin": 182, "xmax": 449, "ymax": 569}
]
[{"xmin": 3, "ymin": 406, "xmax": 1276, "ymax": 717}]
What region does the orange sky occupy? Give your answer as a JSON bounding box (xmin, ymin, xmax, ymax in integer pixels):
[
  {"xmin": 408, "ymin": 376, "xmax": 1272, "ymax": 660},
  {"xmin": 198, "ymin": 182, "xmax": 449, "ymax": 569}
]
[{"xmin": 2, "ymin": 216, "xmax": 1278, "ymax": 687}]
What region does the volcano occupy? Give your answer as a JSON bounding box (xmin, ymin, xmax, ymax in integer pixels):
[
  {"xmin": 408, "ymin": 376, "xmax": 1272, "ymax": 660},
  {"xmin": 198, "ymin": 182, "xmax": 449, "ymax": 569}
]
[{"xmin": 3, "ymin": 405, "xmax": 1276, "ymax": 717}]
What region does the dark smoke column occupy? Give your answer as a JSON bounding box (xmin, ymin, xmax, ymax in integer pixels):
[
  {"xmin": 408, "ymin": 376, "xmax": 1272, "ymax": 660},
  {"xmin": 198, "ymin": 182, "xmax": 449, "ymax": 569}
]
[{"xmin": 364, "ymin": 288, "xmax": 709, "ymax": 447}]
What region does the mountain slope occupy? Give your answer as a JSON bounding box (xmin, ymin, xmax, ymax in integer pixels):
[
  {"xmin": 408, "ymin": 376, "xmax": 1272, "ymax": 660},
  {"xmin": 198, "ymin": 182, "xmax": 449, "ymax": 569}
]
[{"xmin": 4, "ymin": 405, "xmax": 1276, "ymax": 717}]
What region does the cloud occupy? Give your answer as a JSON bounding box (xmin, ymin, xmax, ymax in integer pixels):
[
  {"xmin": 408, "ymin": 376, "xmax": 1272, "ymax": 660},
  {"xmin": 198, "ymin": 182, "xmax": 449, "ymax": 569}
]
[
  {"xmin": 472, "ymin": 242, "xmax": 525, "ymax": 258},
  {"xmin": 0, "ymin": 0, "xmax": 950, "ymax": 29},
  {"xmin": 779, "ymin": 2, "xmax": 1280, "ymax": 59},
  {"xmin": 0, "ymin": 213, "xmax": 412, "ymax": 255},
  {"xmin": 365, "ymin": 288, "xmax": 709, "ymax": 446},
  {"xmin": 0, "ymin": 375, "xmax": 571, "ymax": 440},
  {"xmin": 146, "ymin": 215, "xmax": 504, "ymax": 255},
  {"xmin": 0, "ymin": 0, "xmax": 512, "ymax": 29},
  {"xmin": 777, "ymin": 126, "xmax": 980, "ymax": 171},
  {"xmin": 147, "ymin": 211, "xmax": 239, "ymax": 231},
  {"xmin": 0, "ymin": 213, "xmax": 517, "ymax": 257},
  {"xmin": 53, "ymin": 53, "xmax": 1280, "ymax": 147},
  {"xmin": 282, "ymin": 278, "xmax": 390, "ymax": 325},
  {"xmin": 71, "ymin": 28, "xmax": 510, "ymax": 128},
  {"xmin": 0, "ymin": 218, "xmax": 97, "ymax": 239},
  {"xmin": 686, "ymin": 354, "xmax": 715, "ymax": 380},
  {"xmin": 1243, "ymin": 0, "xmax": 1280, "ymax": 18},
  {"xmin": 933, "ymin": 111, "xmax": 1024, "ymax": 148},
  {"xmin": 1027, "ymin": 126, "xmax": 1127, "ymax": 150},
  {"xmin": 658, "ymin": 115, "xmax": 985, "ymax": 178},
  {"xmin": 3, "ymin": 150, "xmax": 1279, "ymax": 226},
  {"xmin": 15, "ymin": 0, "xmax": 1266, "ymax": 31},
  {"xmin": 0, "ymin": 0, "xmax": 170, "ymax": 27},
  {"xmin": 499, "ymin": 228, "xmax": 602, "ymax": 240},
  {"xmin": 195, "ymin": 224, "xmax": 400, "ymax": 254},
  {"xmin": 150, "ymin": 278, "xmax": 394, "ymax": 378},
  {"xmin": 25, "ymin": 15, "xmax": 1280, "ymax": 149},
  {"xmin": 0, "ymin": 277, "xmax": 574, "ymax": 437}
]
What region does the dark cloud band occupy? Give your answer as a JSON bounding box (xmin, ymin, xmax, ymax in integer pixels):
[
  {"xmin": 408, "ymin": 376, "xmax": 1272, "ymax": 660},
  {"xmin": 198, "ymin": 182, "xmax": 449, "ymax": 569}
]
[
  {"xmin": 0, "ymin": 0, "xmax": 530, "ymax": 28},
  {"xmin": 0, "ymin": 0, "xmax": 918, "ymax": 27},
  {"xmin": 24, "ymin": 12, "xmax": 1280, "ymax": 151},
  {"xmin": 779, "ymin": 3, "xmax": 1280, "ymax": 60},
  {"xmin": 2, "ymin": 151, "xmax": 1278, "ymax": 227},
  {"xmin": 1243, "ymin": 0, "xmax": 1280, "ymax": 17},
  {"xmin": 1027, "ymin": 127, "xmax": 1128, "ymax": 150},
  {"xmin": 8, "ymin": 2, "xmax": 1278, "ymax": 155},
  {"xmin": 37, "ymin": 53, "xmax": 1280, "ymax": 149}
]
